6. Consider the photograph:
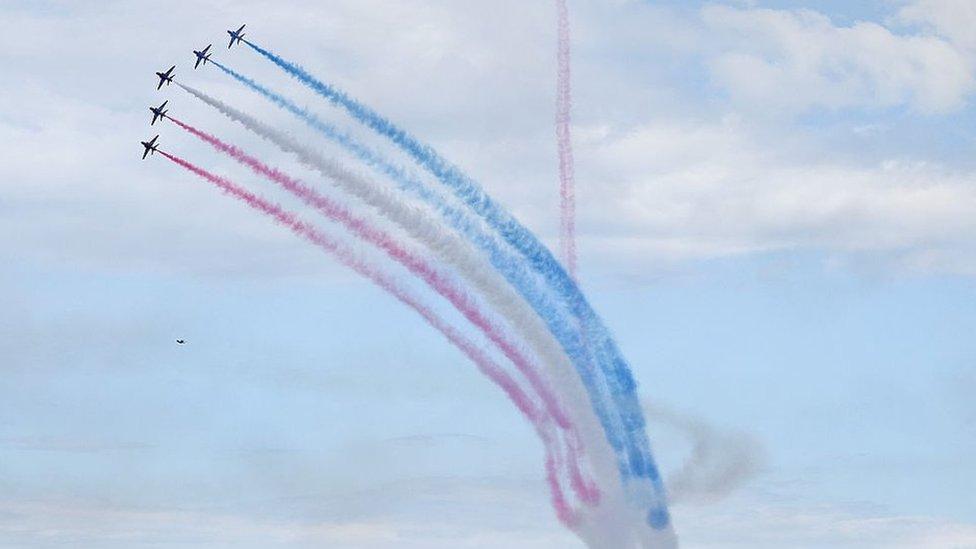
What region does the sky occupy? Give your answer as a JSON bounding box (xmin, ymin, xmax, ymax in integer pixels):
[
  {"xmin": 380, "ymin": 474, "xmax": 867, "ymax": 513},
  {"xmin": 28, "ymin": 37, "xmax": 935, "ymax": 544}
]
[{"xmin": 1, "ymin": 0, "xmax": 975, "ymax": 547}]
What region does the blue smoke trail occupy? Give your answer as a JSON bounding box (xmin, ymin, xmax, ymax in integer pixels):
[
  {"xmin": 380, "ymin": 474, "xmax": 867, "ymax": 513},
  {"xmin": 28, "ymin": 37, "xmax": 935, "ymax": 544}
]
[{"xmin": 220, "ymin": 47, "xmax": 669, "ymax": 528}]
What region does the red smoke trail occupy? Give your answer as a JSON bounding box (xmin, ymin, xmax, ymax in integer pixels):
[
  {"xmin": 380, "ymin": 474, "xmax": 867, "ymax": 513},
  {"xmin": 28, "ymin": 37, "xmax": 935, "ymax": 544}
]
[
  {"xmin": 554, "ymin": 4, "xmax": 600, "ymax": 505},
  {"xmin": 556, "ymin": 0, "xmax": 576, "ymax": 278},
  {"xmin": 158, "ymin": 149, "xmax": 580, "ymax": 526},
  {"xmin": 167, "ymin": 116, "xmax": 572, "ymax": 432}
]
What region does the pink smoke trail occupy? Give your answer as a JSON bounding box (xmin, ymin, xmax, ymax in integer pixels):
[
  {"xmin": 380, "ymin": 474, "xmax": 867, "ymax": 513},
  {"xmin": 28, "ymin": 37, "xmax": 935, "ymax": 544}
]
[
  {"xmin": 556, "ymin": 0, "xmax": 576, "ymax": 278},
  {"xmin": 554, "ymin": 4, "xmax": 599, "ymax": 505},
  {"xmin": 158, "ymin": 149, "xmax": 579, "ymax": 525},
  {"xmin": 167, "ymin": 116, "xmax": 573, "ymax": 433}
]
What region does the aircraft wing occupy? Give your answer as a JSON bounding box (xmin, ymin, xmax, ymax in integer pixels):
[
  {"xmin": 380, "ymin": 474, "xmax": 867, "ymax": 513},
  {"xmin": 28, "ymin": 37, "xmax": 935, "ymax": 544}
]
[{"xmin": 143, "ymin": 147, "xmax": 150, "ymax": 160}]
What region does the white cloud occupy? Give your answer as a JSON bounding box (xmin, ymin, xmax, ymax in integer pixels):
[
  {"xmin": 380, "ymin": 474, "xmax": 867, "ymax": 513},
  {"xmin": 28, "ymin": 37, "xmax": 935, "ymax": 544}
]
[
  {"xmin": 3, "ymin": 0, "xmax": 976, "ymax": 280},
  {"xmin": 674, "ymin": 494, "xmax": 976, "ymax": 548},
  {"xmin": 701, "ymin": 4, "xmax": 976, "ymax": 114},
  {"xmin": 0, "ymin": 481, "xmax": 582, "ymax": 549},
  {"xmin": 576, "ymin": 117, "xmax": 976, "ymax": 274},
  {"xmin": 5, "ymin": 489, "xmax": 976, "ymax": 549},
  {"xmin": 897, "ymin": 0, "xmax": 976, "ymax": 52}
]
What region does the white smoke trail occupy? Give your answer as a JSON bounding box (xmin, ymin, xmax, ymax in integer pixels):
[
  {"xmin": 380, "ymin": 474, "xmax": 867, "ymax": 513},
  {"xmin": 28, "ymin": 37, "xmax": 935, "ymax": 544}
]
[
  {"xmin": 177, "ymin": 83, "xmax": 622, "ymax": 518},
  {"xmin": 644, "ymin": 401, "xmax": 764, "ymax": 504}
]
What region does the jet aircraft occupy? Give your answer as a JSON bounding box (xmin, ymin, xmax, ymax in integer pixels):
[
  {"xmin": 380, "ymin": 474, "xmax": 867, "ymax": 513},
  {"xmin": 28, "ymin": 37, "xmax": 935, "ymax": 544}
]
[
  {"xmin": 141, "ymin": 135, "xmax": 159, "ymax": 160},
  {"xmin": 155, "ymin": 65, "xmax": 175, "ymax": 90},
  {"xmin": 227, "ymin": 24, "xmax": 246, "ymax": 48},
  {"xmin": 149, "ymin": 100, "xmax": 168, "ymax": 126},
  {"xmin": 193, "ymin": 44, "xmax": 212, "ymax": 69}
]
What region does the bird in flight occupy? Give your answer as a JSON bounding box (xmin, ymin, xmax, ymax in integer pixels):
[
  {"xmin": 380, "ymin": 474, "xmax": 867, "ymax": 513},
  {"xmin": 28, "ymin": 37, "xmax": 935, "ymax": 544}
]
[{"xmin": 176, "ymin": 339, "xmax": 186, "ymax": 345}]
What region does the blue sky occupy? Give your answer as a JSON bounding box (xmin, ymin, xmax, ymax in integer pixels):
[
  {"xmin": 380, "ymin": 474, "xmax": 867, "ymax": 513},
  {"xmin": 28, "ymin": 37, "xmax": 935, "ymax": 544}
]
[{"xmin": 2, "ymin": 1, "xmax": 975, "ymax": 547}]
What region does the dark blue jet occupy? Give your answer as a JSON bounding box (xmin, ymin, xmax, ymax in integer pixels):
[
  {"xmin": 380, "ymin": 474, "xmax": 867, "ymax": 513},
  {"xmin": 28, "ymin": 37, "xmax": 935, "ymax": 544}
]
[
  {"xmin": 193, "ymin": 44, "xmax": 212, "ymax": 69},
  {"xmin": 149, "ymin": 100, "xmax": 168, "ymax": 126},
  {"xmin": 141, "ymin": 135, "xmax": 159, "ymax": 160},
  {"xmin": 155, "ymin": 65, "xmax": 175, "ymax": 90},
  {"xmin": 227, "ymin": 24, "xmax": 246, "ymax": 48}
]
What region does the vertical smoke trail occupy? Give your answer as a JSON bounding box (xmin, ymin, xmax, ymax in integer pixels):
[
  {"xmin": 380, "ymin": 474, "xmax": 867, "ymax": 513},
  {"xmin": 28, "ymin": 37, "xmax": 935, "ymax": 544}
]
[
  {"xmin": 556, "ymin": 0, "xmax": 577, "ymax": 278},
  {"xmin": 553, "ymin": 1, "xmax": 595, "ymax": 510},
  {"xmin": 175, "ymin": 83, "xmax": 604, "ymax": 504},
  {"xmin": 227, "ymin": 46, "xmax": 670, "ymax": 530},
  {"xmin": 157, "ymin": 149, "xmax": 580, "ymax": 525}
]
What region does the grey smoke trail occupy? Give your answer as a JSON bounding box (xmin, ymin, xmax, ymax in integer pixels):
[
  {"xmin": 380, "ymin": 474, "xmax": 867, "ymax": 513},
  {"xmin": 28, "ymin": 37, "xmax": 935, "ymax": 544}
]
[
  {"xmin": 644, "ymin": 401, "xmax": 764, "ymax": 504},
  {"xmin": 177, "ymin": 82, "xmax": 611, "ymax": 509},
  {"xmin": 556, "ymin": 0, "xmax": 577, "ymax": 277}
]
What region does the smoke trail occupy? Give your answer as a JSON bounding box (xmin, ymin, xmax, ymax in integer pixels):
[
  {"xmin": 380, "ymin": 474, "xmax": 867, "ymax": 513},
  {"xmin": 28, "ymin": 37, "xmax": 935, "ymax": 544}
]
[
  {"xmin": 644, "ymin": 402, "xmax": 764, "ymax": 504},
  {"xmin": 556, "ymin": 0, "xmax": 577, "ymax": 278},
  {"xmin": 166, "ymin": 115, "xmax": 573, "ymax": 438},
  {"xmin": 198, "ymin": 62, "xmax": 665, "ymax": 539},
  {"xmin": 168, "ymin": 113, "xmax": 601, "ymax": 506},
  {"xmin": 157, "ymin": 149, "xmax": 580, "ymax": 525},
  {"xmin": 198, "ymin": 62, "xmax": 627, "ymax": 469},
  {"xmin": 175, "ymin": 83, "xmax": 603, "ymax": 504},
  {"xmin": 233, "ymin": 44, "xmax": 670, "ymax": 530}
]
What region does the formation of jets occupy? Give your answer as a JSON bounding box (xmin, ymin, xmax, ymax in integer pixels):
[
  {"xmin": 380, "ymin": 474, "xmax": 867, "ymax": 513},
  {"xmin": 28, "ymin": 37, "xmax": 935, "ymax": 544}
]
[{"xmin": 143, "ymin": 24, "xmax": 245, "ymax": 160}]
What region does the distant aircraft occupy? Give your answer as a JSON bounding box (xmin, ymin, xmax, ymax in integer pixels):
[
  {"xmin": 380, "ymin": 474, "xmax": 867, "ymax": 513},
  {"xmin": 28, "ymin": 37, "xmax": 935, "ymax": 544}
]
[
  {"xmin": 141, "ymin": 135, "xmax": 159, "ymax": 160},
  {"xmin": 149, "ymin": 100, "xmax": 168, "ymax": 126},
  {"xmin": 193, "ymin": 44, "xmax": 212, "ymax": 69},
  {"xmin": 176, "ymin": 339, "xmax": 186, "ymax": 345},
  {"xmin": 155, "ymin": 65, "xmax": 175, "ymax": 90},
  {"xmin": 227, "ymin": 24, "xmax": 246, "ymax": 48}
]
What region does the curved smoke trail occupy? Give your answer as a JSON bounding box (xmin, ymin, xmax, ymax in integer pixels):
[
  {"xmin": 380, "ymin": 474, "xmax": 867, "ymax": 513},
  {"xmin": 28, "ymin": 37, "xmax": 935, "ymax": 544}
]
[
  {"xmin": 167, "ymin": 116, "xmax": 599, "ymax": 504},
  {"xmin": 166, "ymin": 116, "xmax": 571, "ymax": 445},
  {"xmin": 166, "ymin": 113, "xmax": 586, "ymax": 440},
  {"xmin": 229, "ymin": 45, "xmax": 671, "ymax": 534},
  {"xmin": 175, "ymin": 83, "xmax": 603, "ymax": 504},
  {"xmin": 556, "ymin": 0, "xmax": 577, "ymax": 278},
  {"xmin": 158, "ymin": 149, "xmax": 580, "ymax": 525},
  {"xmin": 202, "ymin": 60, "xmax": 625, "ymax": 469}
]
